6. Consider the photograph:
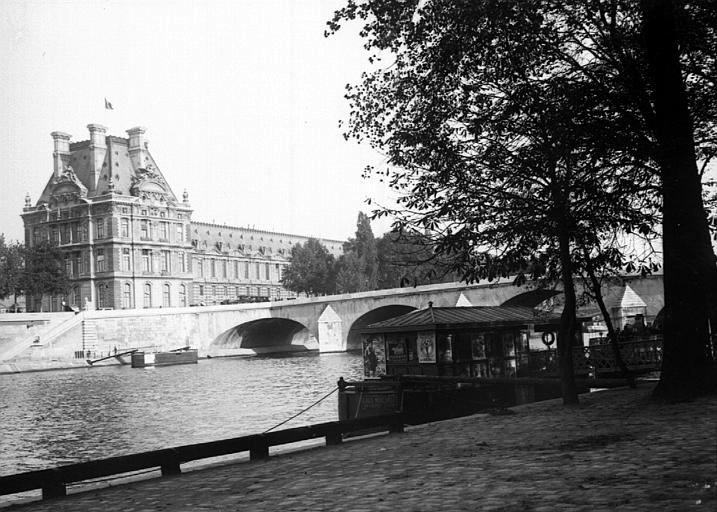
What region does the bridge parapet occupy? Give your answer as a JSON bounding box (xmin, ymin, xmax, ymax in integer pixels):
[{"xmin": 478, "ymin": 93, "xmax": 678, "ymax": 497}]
[{"xmin": 1, "ymin": 276, "xmax": 664, "ymax": 364}]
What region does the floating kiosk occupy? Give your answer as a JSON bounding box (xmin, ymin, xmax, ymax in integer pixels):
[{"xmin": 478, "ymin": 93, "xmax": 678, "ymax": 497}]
[
  {"xmin": 339, "ymin": 304, "xmax": 584, "ymax": 423},
  {"xmin": 339, "ymin": 303, "xmax": 663, "ymax": 423},
  {"xmin": 131, "ymin": 347, "xmax": 198, "ymax": 368}
]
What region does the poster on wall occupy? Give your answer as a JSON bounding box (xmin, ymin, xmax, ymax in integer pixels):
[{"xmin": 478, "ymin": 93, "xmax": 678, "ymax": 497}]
[
  {"xmin": 417, "ymin": 331, "xmax": 436, "ymax": 363},
  {"xmin": 471, "ymin": 334, "xmax": 486, "ymax": 359},
  {"xmin": 386, "ymin": 337, "xmax": 407, "ymax": 362},
  {"xmin": 363, "ymin": 335, "xmax": 386, "ymax": 378}
]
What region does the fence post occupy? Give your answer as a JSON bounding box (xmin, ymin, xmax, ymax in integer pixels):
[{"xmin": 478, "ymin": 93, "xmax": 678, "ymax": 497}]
[
  {"xmin": 249, "ymin": 435, "xmax": 269, "ymax": 460},
  {"xmin": 325, "ymin": 424, "xmax": 343, "ymax": 446},
  {"xmin": 41, "ymin": 470, "xmax": 66, "ymax": 500},
  {"xmin": 160, "ymin": 449, "xmax": 181, "ymax": 476},
  {"xmin": 389, "ymin": 413, "xmax": 404, "ymax": 434}
]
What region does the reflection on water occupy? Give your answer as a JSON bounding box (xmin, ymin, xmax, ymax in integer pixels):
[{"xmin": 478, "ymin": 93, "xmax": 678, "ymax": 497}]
[{"xmin": 0, "ymin": 352, "xmax": 363, "ymax": 476}]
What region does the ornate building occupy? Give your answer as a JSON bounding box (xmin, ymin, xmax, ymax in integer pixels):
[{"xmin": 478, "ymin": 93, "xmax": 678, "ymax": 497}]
[{"xmin": 21, "ymin": 125, "xmax": 344, "ymax": 312}]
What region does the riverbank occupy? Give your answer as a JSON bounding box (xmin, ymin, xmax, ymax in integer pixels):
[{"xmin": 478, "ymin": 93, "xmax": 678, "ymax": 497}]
[
  {"xmin": 5, "ymin": 383, "xmax": 715, "ymax": 511},
  {"xmin": 0, "ymin": 345, "xmax": 319, "ymax": 375}
]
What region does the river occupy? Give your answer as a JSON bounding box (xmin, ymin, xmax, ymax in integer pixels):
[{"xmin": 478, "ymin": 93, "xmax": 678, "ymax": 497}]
[{"xmin": 0, "ymin": 352, "xmax": 364, "ymax": 477}]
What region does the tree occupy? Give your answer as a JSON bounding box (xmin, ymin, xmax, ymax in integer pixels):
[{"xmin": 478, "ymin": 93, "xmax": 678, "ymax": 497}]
[
  {"xmin": 21, "ymin": 241, "xmax": 70, "ymax": 309},
  {"xmin": 281, "ymin": 238, "xmax": 337, "ymax": 296},
  {"xmin": 335, "ymin": 251, "xmax": 366, "ymax": 293},
  {"xmin": 376, "ymin": 230, "xmax": 458, "ymax": 289},
  {"xmin": 641, "ymin": 0, "xmax": 717, "ymax": 398},
  {"xmin": 328, "ymin": 0, "xmax": 716, "ymax": 400},
  {"xmin": 335, "ymin": 212, "xmax": 379, "ymax": 292},
  {"xmin": 352, "ymin": 212, "xmax": 379, "ymax": 289},
  {"xmin": 328, "ymin": 0, "xmax": 661, "ymax": 403},
  {"xmin": 0, "ymin": 235, "xmax": 24, "ymax": 305}
]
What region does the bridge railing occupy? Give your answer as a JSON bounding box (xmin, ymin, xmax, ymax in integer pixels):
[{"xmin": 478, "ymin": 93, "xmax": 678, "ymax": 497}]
[{"xmin": 0, "ymin": 413, "xmax": 404, "ymax": 501}]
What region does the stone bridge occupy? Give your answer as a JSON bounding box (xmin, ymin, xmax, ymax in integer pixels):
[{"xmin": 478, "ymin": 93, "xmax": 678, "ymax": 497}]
[{"xmin": 1, "ymin": 275, "xmax": 664, "ymax": 365}]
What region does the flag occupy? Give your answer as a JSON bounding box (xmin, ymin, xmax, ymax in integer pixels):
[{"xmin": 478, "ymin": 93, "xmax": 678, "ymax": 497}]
[{"xmin": 104, "ymin": 98, "xmax": 113, "ymax": 110}]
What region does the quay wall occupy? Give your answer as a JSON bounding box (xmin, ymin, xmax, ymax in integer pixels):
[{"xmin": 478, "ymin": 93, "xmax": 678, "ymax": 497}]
[{"xmin": 84, "ymin": 305, "xmax": 276, "ymax": 357}]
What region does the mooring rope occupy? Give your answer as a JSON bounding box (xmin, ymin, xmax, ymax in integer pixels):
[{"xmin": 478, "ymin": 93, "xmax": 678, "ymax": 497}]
[
  {"xmin": 60, "ymin": 386, "xmax": 340, "ymax": 490},
  {"xmin": 263, "ymin": 386, "xmax": 339, "ymax": 433}
]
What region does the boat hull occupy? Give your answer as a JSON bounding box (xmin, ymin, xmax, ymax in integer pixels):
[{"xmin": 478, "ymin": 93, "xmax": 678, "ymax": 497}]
[{"xmin": 131, "ymin": 349, "xmax": 198, "ymax": 368}]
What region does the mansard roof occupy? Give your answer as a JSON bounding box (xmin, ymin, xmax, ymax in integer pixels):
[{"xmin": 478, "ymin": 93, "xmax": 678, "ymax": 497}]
[
  {"xmin": 35, "ymin": 126, "xmax": 178, "ymax": 207},
  {"xmin": 190, "ymin": 220, "xmax": 344, "ymax": 259}
]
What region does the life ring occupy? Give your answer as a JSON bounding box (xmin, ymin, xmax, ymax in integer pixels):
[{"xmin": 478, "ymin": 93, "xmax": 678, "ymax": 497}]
[{"xmin": 542, "ymin": 331, "xmax": 556, "ymax": 347}]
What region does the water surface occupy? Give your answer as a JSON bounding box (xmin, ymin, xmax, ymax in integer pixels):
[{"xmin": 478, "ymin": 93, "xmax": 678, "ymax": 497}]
[{"xmin": 0, "ymin": 352, "xmax": 363, "ymax": 476}]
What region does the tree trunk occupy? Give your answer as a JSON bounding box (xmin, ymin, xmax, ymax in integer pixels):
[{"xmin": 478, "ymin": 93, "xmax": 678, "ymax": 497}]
[
  {"xmin": 581, "ymin": 250, "xmax": 636, "ymax": 388},
  {"xmin": 641, "ymin": 0, "xmax": 717, "ymax": 399},
  {"xmin": 590, "ymin": 275, "xmax": 636, "ymax": 388},
  {"xmin": 557, "ymin": 226, "xmax": 580, "ymax": 404}
]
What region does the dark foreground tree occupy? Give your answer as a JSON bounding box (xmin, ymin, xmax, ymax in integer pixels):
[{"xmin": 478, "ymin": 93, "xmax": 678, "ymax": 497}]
[
  {"xmin": 328, "ymin": 0, "xmax": 716, "ymax": 400},
  {"xmin": 328, "ymin": 0, "xmax": 660, "ymax": 403},
  {"xmin": 281, "ymin": 238, "xmax": 337, "ymax": 296},
  {"xmin": 641, "ymin": 0, "xmax": 717, "ymax": 398}
]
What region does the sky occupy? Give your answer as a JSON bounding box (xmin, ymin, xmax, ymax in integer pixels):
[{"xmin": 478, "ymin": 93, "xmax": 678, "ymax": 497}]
[{"xmin": 0, "ymin": 0, "xmax": 396, "ymax": 243}]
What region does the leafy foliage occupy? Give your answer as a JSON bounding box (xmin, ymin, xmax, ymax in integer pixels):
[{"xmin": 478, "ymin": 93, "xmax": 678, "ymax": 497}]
[
  {"xmin": 0, "ymin": 235, "xmax": 24, "ymax": 302},
  {"xmin": 21, "ymin": 241, "xmax": 70, "ymax": 300},
  {"xmin": 281, "ymin": 238, "xmax": 337, "ymax": 296},
  {"xmin": 376, "ymin": 230, "xmax": 458, "ymax": 289},
  {"xmin": 335, "ymin": 212, "xmax": 379, "ymax": 292},
  {"xmin": 328, "ymin": 0, "xmax": 717, "ymax": 400}
]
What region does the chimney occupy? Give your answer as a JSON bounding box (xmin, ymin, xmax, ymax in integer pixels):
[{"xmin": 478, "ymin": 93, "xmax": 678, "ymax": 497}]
[
  {"xmin": 126, "ymin": 126, "xmax": 147, "ymax": 168},
  {"xmin": 87, "ymin": 124, "xmax": 107, "ymax": 193},
  {"xmin": 50, "ymin": 131, "xmax": 71, "ymax": 178},
  {"xmin": 88, "ymin": 123, "xmax": 107, "ymax": 147}
]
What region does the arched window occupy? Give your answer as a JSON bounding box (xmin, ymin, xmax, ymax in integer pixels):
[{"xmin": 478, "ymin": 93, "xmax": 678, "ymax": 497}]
[
  {"xmin": 179, "ymin": 284, "xmax": 187, "ymax": 307},
  {"xmin": 163, "ymin": 284, "xmax": 171, "ymax": 307},
  {"xmin": 122, "ymin": 283, "xmax": 132, "ymax": 309},
  {"xmin": 143, "ymin": 283, "xmax": 152, "ymax": 308},
  {"xmin": 96, "ymin": 284, "xmax": 109, "ymax": 309},
  {"xmin": 70, "ymin": 286, "xmax": 80, "ymax": 307}
]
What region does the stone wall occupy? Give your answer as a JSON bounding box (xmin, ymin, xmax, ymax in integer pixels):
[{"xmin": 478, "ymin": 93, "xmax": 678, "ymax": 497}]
[{"xmin": 1, "ymin": 276, "xmax": 666, "ymax": 371}]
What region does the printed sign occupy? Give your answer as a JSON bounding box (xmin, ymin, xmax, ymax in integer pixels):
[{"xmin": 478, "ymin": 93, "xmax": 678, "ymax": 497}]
[
  {"xmin": 471, "ymin": 334, "xmax": 486, "ymax": 359},
  {"xmin": 386, "ymin": 338, "xmax": 407, "ymax": 362},
  {"xmin": 363, "ymin": 335, "xmax": 386, "ymax": 378},
  {"xmin": 417, "ymin": 331, "xmax": 436, "ymax": 363}
]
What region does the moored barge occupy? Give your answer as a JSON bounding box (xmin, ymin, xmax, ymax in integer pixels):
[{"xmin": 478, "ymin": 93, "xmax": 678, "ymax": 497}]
[{"xmin": 131, "ymin": 347, "xmax": 198, "ymax": 368}]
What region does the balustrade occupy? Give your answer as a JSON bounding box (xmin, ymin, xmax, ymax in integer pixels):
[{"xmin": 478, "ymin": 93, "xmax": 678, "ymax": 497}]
[{"xmin": 527, "ymin": 336, "xmax": 663, "ymax": 377}]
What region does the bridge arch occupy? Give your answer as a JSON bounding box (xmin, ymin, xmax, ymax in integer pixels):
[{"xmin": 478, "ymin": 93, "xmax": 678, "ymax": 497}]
[
  {"xmin": 346, "ymin": 305, "xmax": 417, "ymax": 350},
  {"xmin": 500, "ymin": 289, "xmax": 562, "ymax": 308},
  {"xmin": 210, "ymin": 317, "xmax": 314, "ymax": 355}
]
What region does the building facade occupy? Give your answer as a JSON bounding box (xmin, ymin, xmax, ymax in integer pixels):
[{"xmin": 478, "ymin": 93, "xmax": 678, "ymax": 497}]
[{"xmin": 21, "ymin": 125, "xmax": 343, "ymax": 312}]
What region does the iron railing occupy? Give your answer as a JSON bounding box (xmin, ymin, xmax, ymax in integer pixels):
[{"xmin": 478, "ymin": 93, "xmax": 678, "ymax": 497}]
[{"xmin": 528, "ymin": 336, "xmax": 663, "ymax": 376}]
